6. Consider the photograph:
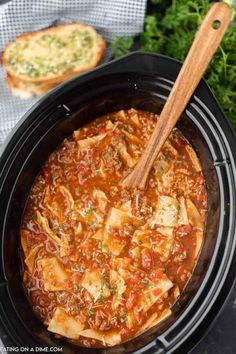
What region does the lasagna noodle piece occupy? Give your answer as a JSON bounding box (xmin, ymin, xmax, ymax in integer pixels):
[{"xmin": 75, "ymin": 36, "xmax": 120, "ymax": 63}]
[
  {"xmin": 96, "ymin": 160, "xmax": 107, "ymax": 178},
  {"xmin": 92, "ymin": 228, "xmax": 126, "ymax": 256},
  {"xmin": 186, "ymin": 198, "xmax": 203, "ymax": 230},
  {"xmin": 163, "ymin": 141, "xmax": 177, "ymax": 157},
  {"xmin": 150, "ymin": 195, "xmax": 179, "ymax": 227},
  {"xmin": 132, "ymin": 230, "xmax": 152, "ymax": 249},
  {"xmin": 153, "ymin": 153, "xmax": 172, "ymax": 180},
  {"xmin": 161, "ymin": 165, "xmax": 175, "ymax": 189},
  {"xmin": 152, "ymin": 233, "xmax": 175, "ymax": 260},
  {"xmin": 37, "ymin": 257, "xmax": 69, "ymax": 291},
  {"xmin": 75, "ymin": 133, "xmax": 107, "ymax": 149},
  {"xmin": 137, "ymin": 276, "xmax": 173, "ymax": 313},
  {"xmin": 59, "ymin": 233, "xmax": 71, "ymax": 258},
  {"xmin": 36, "ymin": 211, "xmax": 61, "ymax": 244},
  {"xmin": 185, "ymin": 145, "xmax": 202, "ymax": 172},
  {"xmin": 128, "ymin": 108, "xmax": 142, "ymax": 128},
  {"xmin": 104, "ymin": 234, "xmax": 127, "ymax": 256},
  {"xmin": 78, "ymin": 329, "xmax": 121, "ymax": 346},
  {"xmin": 81, "ymin": 269, "xmax": 110, "ymax": 300},
  {"xmin": 195, "ymin": 230, "xmax": 204, "ymax": 258},
  {"xmin": 43, "ymin": 187, "xmax": 62, "ymax": 221},
  {"xmin": 92, "ymin": 229, "xmax": 104, "ymax": 240},
  {"xmin": 110, "ymin": 270, "xmax": 126, "ymax": 296},
  {"xmin": 106, "ymin": 120, "xmax": 115, "ymax": 130},
  {"xmin": 24, "ymin": 243, "xmax": 43, "ymax": 274},
  {"xmin": 120, "ymin": 200, "xmax": 132, "ymax": 214},
  {"xmin": 20, "ymin": 229, "xmax": 30, "ymax": 256},
  {"xmin": 106, "ymin": 207, "xmax": 131, "ymax": 229},
  {"xmin": 48, "ymin": 308, "xmax": 84, "ymax": 339},
  {"xmin": 75, "ymin": 222, "xmax": 83, "ymax": 237},
  {"xmin": 117, "ymin": 142, "xmax": 137, "ymax": 168},
  {"xmin": 157, "ymin": 226, "xmax": 174, "ymax": 237},
  {"xmin": 178, "ymin": 196, "xmax": 189, "ymax": 225},
  {"xmin": 123, "ymin": 129, "xmax": 143, "ymax": 144},
  {"xmin": 43, "ymin": 185, "xmax": 51, "ymax": 205},
  {"xmin": 130, "ymin": 246, "xmax": 141, "ymax": 261},
  {"xmin": 138, "ymin": 308, "xmax": 172, "ymax": 334},
  {"xmin": 110, "ymin": 269, "xmax": 126, "ymax": 309},
  {"xmin": 114, "ymin": 110, "xmax": 127, "ymax": 123},
  {"xmin": 92, "ymin": 188, "xmax": 108, "ymax": 212},
  {"xmin": 59, "ymin": 185, "xmax": 74, "ymax": 213},
  {"xmin": 126, "ymin": 312, "xmax": 136, "ymax": 329}
]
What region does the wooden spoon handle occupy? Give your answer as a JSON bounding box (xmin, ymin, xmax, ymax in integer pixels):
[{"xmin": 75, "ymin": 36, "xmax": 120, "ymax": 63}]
[{"xmin": 122, "ymin": 2, "xmax": 232, "ymax": 190}]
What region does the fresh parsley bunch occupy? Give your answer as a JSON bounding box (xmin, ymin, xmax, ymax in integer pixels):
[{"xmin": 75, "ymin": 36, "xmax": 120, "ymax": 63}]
[{"xmin": 112, "ymin": 0, "xmax": 236, "ymax": 128}]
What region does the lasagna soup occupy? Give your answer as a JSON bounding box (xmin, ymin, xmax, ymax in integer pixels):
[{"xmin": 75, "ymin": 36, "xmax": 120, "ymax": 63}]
[{"xmin": 20, "ymin": 109, "xmax": 207, "ymax": 347}]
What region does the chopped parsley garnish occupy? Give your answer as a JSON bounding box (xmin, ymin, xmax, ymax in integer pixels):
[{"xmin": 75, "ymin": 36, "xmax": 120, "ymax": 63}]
[
  {"xmin": 99, "ymin": 241, "xmax": 106, "ymax": 251},
  {"xmin": 86, "ymin": 308, "xmax": 94, "ymax": 316},
  {"xmin": 75, "ymin": 264, "xmax": 82, "ymax": 273},
  {"xmin": 120, "ymin": 309, "xmax": 128, "ymax": 319},
  {"xmin": 143, "ymin": 280, "xmax": 150, "ymax": 286},
  {"xmin": 98, "ymin": 295, "xmax": 106, "ymax": 303},
  {"xmin": 108, "ymin": 284, "xmax": 118, "ymax": 295},
  {"xmin": 32, "ymin": 212, "xmax": 37, "ymax": 221},
  {"xmin": 58, "ymin": 223, "xmax": 64, "ymax": 230},
  {"xmin": 73, "ymin": 284, "xmax": 79, "ymax": 291},
  {"xmin": 86, "ymin": 206, "xmax": 94, "ymax": 214}
]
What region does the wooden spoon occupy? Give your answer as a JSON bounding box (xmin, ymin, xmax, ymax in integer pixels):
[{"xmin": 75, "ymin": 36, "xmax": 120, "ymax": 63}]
[{"xmin": 121, "ymin": 2, "xmax": 232, "ymax": 190}]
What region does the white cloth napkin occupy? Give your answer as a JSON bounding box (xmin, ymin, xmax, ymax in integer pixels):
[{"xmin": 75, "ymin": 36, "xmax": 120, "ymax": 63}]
[{"xmin": 0, "ymin": 0, "xmax": 147, "ymax": 146}]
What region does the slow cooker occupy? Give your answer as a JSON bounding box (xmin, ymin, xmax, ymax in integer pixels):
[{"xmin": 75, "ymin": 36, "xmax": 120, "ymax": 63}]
[{"xmin": 0, "ymin": 52, "xmax": 236, "ymax": 353}]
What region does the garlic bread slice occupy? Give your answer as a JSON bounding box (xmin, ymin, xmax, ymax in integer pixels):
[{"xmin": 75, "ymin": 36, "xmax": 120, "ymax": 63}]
[{"xmin": 3, "ymin": 22, "xmax": 105, "ymax": 84}]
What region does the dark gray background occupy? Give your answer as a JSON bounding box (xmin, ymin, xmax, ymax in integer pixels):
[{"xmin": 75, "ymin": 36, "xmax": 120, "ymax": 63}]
[{"xmin": 0, "ymin": 0, "xmax": 235, "ymax": 353}]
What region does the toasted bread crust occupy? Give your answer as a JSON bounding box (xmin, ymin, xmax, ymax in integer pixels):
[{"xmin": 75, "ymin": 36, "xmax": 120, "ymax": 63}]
[
  {"xmin": 3, "ymin": 22, "xmax": 106, "ymax": 84},
  {"xmin": 7, "ymin": 74, "xmax": 56, "ymax": 98}
]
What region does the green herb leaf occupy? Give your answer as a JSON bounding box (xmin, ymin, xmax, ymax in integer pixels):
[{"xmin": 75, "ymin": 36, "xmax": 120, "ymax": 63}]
[
  {"xmin": 112, "ymin": 0, "xmax": 236, "ymax": 129},
  {"xmin": 111, "ymin": 37, "xmax": 134, "ymax": 58},
  {"xmin": 75, "ymin": 264, "xmax": 82, "ymax": 273},
  {"xmin": 99, "ymin": 241, "xmax": 106, "ymax": 251},
  {"xmin": 143, "ymin": 280, "xmax": 150, "ymax": 286},
  {"xmin": 86, "ymin": 308, "xmax": 94, "ymax": 316},
  {"xmin": 73, "ymin": 284, "xmax": 79, "ymax": 291},
  {"xmin": 86, "ymin": 206, "xmax": 93, "ymax": 214},
  {"xmin": 98, "ymin": 294, "xmax": 106, "ymax": 303},
  {"xmin": 120, "ymin": 309, "xmax": 128, "ymax": 319}
]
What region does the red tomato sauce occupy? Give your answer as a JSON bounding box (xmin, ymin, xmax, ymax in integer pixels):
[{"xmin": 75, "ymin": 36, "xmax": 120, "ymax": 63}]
[{"xmin": 20, "ymin": 109, "xmax": 207, "ymax": 347}]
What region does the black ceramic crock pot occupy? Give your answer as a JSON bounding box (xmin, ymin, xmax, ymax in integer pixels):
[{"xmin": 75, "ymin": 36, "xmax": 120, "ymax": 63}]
[{"xmin": 0, "ymin": 52, "xmax": 236, "ymax": 354}]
